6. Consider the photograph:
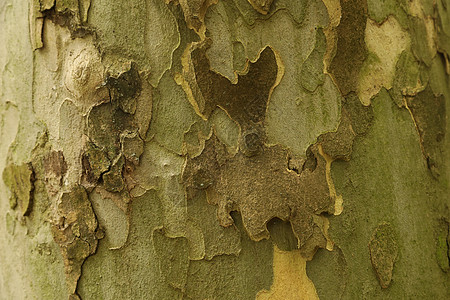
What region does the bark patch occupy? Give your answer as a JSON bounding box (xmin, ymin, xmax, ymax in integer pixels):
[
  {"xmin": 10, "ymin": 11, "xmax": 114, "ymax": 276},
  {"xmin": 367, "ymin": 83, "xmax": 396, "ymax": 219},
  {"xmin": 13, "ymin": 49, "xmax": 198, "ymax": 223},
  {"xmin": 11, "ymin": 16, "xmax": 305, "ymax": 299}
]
[
  {"xmin": 173, "ymin": 0, "xmax": 217, "ymax": 35},
  {"xmin": 106, "ymin": 62, "xmax": 142, "ymax": 114},
  {"xmin": 436, "ymin": 219, "xmax": 449, "ymax": 273},
  {"xmin": 329, "ymin": 0, "xmax": 368, "ymax": 95},
  {"xmin": 82, "ymin": 142, "xmax": 111, "ymax": 185},
  {"xmin": 2, "ymin": 163, "xmax": 35, "ymax": 215},
  {"xmin": 182, "ymin": 46, "xmax": 346, "ymax": 258},
  {"xmin": 190, "ymin": 44, "xmax": 278, "ymax": 128},
  {"xmin": 43, "ymin": 151, "xmax": 68, "ymax": 196},
  {"xmin": 51, "ymin": 185, "xmax": 101, "ymax": 299},
  {"xmin": 368, "ymin": 222, "xmax": 398, "ymax": 288},
  {"xmin": 247, "ymin": 0, "xmax": 274, "ymax": 14},
  {"xmin": 38, "ymin": 0, "xmax": 93, "ymax": 38},
  {"xmin": 406, "ymin": 86, "xmax": 446, "ymax": 178}
]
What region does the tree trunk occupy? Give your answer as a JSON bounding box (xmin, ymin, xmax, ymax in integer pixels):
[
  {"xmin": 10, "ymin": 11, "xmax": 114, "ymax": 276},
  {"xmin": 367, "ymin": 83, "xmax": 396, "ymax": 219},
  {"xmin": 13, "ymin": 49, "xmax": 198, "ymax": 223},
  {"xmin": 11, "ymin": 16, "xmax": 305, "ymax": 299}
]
[{"xmin": 1, "ymin": 0, "xmax": 449, "ymax": 299}]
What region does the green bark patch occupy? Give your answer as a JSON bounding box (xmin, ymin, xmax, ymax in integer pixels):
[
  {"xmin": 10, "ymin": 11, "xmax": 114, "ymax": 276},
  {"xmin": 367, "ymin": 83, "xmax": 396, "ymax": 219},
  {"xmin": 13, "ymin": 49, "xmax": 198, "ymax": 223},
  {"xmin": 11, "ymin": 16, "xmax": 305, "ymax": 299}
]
[
  {"xmin": 410, "ymin": 16, "xmax": 434, "ymax": 67},
  {"xmin": 77, "ymin": 190, "xmax": 180, "ymax": 299},
  {"xmin": 390, "ymin": 50, "xmax": 425, "ymax": 107},
  {"xmin": 153, "ymin": 229, "xmax": 190, "ymax": 291},
  {"xmin": 184, "ymin": 211, "xmax": 274, "ymax": 300},
  {"xmin": 247, "ymin": 0, "xmax": 274, "ymax": 15},
  {"xmin": 266, "ymin": 75, "xmax": 342, "ymax": 156},
  {"xmin": 232, "ymin": 0, "xmax": 310, "ymax": 25},
  {"xmin": 183, "ymin": 120, "xmax": 212, "ymax": 157},
  {"xmin": 79, "ymin": 190, "xmax": 269, "ymax": 299},
  {"xmin": 429, "ymin": 54, "xmax": 450, "ymax": 99},
  {"xmin": 121, "ymin": 132, "xmax": 144, "ymax": 165},
  {"xmin": 3, "ymin": 162, "xmax": 35, "ymax": 215},
  {"xmin": 406, "ymin": 86, "xmax": 446, "ymax": 178},
  {"xmin": 436, "ymin": 0, "xmax": 450, "ymax": 55},
  {"xmin": 130, "ymin": 141, "xmax": 187, "ymax": 237},
  {"xmin": 300, "ymin": 28, "xmax": 326, "ymax": 92},
  {"xmin": 149, "ymin": 70, "xmax": 199, "ymax": 154},
  {"xmin": 88, "ymin": 0, "xmax": 180, "ymax": 86},
  {"xmin": 329, "ymin": 0, "xmax": 368, "ymax": 95},
  {"xmin": 89, "ymin": 188, "xmax": 128, "ymax": 249},
  {"xmin": 435, "ymin": 219, "xmax": 449, "ymax": 272},
  {"xmin": 366, "ymin": 0, "xmax": 408, "ymax": 27},
  {"xmin": 329, "ymin": 90, "xmax": 449, "ymax": 298},
  {"xmin": 187, "ymin": 191, "xmax": 241, "ymax": 260},
  {"xmin": 51, "ymin": 185, "xmax": 100, "ymax": 298},
  {"xmin": 306, "ymin": 247, "xmax": 348, "ymax": 299},
  {"xmin": 368, "ymin": 222, "xmax": 398, "ymax": 288},
  {"xmin": 232, "ymin": 41, "xmax": 247, "ymax": 72}
]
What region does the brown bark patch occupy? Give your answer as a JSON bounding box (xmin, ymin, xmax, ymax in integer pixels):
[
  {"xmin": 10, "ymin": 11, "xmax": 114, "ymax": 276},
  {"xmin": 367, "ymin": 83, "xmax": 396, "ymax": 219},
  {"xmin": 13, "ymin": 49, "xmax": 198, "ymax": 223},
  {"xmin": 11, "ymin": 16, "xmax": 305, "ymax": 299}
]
[
  {"xmin": 43, "ymin": 151, "xmax": 67, "ymax": 196},
  {"xmin": 51, "ymin": 185, "xmax": 101, "ymax": 298},
  {"xmin": 369, "ymin": 222, "xmax": 398, "ymax": 288},
  {"xmin": 329, "ymin": 0, "xmax": 368, "ymax": 95},
  {"xmin": 191, "ymin": 44, "xmax": 278, "ymax": 129}
]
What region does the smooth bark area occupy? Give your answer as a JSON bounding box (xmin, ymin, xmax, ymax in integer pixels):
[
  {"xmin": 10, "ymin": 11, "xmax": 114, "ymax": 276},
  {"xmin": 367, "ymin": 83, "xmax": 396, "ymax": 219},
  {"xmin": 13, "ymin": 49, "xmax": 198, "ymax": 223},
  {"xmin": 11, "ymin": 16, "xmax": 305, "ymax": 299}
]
[{"xmin": 0, "ymin": 0, "xmax": 449, "ymax": 299}]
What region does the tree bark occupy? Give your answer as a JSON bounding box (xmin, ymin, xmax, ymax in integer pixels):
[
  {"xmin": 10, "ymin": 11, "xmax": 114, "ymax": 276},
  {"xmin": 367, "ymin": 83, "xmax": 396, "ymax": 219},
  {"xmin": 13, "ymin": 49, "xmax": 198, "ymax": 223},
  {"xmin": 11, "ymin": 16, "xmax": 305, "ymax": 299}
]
[{"xmin": 0, "ymin": 0, "xmax": 449, "ymax": 299}]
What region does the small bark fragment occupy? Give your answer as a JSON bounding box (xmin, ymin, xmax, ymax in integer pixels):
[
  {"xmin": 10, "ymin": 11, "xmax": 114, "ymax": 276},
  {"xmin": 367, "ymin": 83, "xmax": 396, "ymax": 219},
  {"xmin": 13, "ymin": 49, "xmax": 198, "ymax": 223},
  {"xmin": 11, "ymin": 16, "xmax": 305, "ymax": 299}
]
[
  {"xmin": 102, "ymin": 155, "xmax": 125, "ymax": 193},
  {"xmin": 176, "ymin": 0, "xmax": 217, "ymax": 35},
  {"xmin": 329, "ymin": 0, "xmax": 368, "ymax": 95},
  {"xmin": 82, "ymin": 142, "xmax": 111, "ymax": 186},
  {"xmin": 2, "ymin": 163, "xmax": 35, "ymax": 215},
  {"xmin": 247, "ymin": 0, "xmax": 274, "ymax": 15},
  {"xmin": 43, "ymin": 151, "xmax": 67, "ymax": 196},
  {"xmin": 106, "ymin": 62, "xmax": 142, "ymax": 114},
  {"xmin": 369, "ymin": 222, "xmax": 398, "ymax": 288}
]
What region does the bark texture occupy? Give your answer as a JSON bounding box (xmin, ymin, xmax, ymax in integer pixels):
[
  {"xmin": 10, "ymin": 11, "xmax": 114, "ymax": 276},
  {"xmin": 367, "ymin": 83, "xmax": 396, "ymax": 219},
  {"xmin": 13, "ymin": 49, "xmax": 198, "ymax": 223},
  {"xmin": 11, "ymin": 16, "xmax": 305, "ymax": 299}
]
[{"xmin": 0, "ymin": 0, "xmax": 449, "ymax": 299}]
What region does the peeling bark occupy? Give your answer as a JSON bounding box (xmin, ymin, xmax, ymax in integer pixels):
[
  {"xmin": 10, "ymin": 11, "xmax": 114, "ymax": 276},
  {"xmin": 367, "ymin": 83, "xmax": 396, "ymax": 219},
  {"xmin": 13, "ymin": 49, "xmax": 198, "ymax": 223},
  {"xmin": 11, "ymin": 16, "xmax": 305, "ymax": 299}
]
[{"xmin": 0, "ymin": 0, "xmax": 449, "ymax": 299}]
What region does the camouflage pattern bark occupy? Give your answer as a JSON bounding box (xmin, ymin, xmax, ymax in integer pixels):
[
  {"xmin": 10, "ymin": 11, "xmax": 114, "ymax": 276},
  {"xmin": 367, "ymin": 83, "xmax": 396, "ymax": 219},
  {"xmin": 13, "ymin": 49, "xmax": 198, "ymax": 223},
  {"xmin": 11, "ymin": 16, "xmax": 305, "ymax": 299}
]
[{"xmin": 0, "ymin": 0, "xmax": 449, "ymax": 299}]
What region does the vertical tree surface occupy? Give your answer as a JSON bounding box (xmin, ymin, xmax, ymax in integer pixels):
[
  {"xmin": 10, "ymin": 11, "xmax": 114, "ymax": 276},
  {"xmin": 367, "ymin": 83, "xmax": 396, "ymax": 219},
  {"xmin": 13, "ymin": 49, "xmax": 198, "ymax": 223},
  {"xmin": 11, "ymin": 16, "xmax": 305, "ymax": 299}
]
[{"xmin": 0, "ymin": 0, "xmax": 449, "ymax": 299}]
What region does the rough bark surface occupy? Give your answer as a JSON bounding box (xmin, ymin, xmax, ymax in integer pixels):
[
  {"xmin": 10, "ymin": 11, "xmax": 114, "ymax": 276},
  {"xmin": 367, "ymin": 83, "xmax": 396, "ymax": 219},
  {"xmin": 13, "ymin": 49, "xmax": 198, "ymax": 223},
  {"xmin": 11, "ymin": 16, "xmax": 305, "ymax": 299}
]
[{"xmin": 0, "ymin": 0, "xmax": 449, "ymax": 299}]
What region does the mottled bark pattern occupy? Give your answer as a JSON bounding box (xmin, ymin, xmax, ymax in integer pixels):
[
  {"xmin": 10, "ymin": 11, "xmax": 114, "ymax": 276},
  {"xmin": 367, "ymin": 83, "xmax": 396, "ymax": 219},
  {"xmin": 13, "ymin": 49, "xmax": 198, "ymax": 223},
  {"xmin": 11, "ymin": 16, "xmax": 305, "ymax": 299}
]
[{"xmin": 1, "ymin": 0, "xmax": 449, "ymax": 299}]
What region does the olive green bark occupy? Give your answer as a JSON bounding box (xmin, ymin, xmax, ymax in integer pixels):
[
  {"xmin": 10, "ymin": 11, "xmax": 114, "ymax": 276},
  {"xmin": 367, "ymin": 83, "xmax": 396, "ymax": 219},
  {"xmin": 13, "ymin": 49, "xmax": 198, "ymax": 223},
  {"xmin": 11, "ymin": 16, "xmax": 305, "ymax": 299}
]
[{"xmin": 0, "ymin": 0, "xmax": 449, "ymax": 299}]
